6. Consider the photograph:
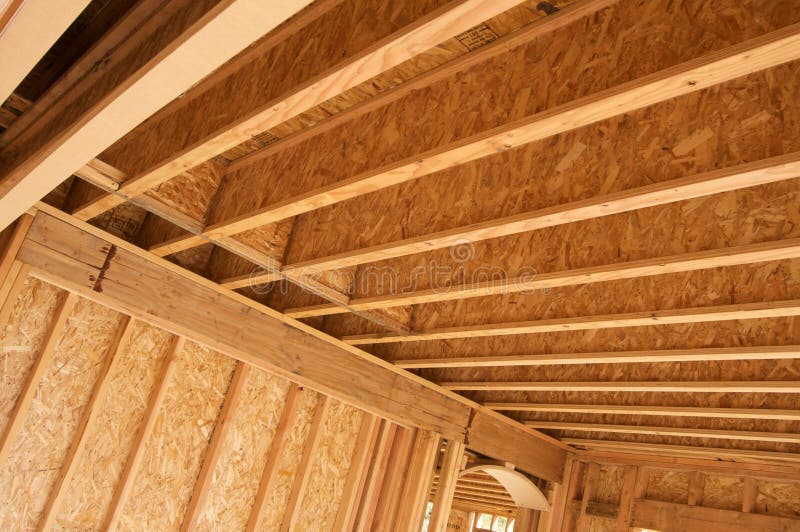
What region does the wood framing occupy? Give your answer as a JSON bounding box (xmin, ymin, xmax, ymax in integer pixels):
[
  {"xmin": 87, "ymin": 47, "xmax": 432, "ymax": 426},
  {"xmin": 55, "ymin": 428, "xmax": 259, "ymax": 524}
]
[
  {"xmin": 429, "ymin": 439, "xmax": 467, "ymax": 532},
  {"xmin": 0, "ymin": 0, "xmax": 88, "ymax": 104},
  {"xmin": 568, "ymin": 440, "xmax": 800, "ymax": 463},
  {"xmin": 0, "ymin": 0, "xmax": 315, "ymax": 230},
  {"xmin": 344, "ymin": 299, "xmax": 800, "ymax": 344},
  {"xmin": 192, "ymin": 26, "xmax": 800, "ymax": 241},
  {"xmin": 332, "ymin": 414, "xmax": 380, "ymax": 531},
  {"xmin": 102, "ymin": 336, "xmax": 185, "ymax": 531},
  {"xmin": 486, "ymin": 403, "xmax": 800, "ymax": 421},
  {"xmin": 15, "ymin": 209, "xmax": 569, "ymax": 481},
  {"xmin": 395, "ymin": 430, "xmax": 442, "ymax": 532},
  {"xmin": 444, "ymin": 381, "xmax": 800, "ymax": 392}
]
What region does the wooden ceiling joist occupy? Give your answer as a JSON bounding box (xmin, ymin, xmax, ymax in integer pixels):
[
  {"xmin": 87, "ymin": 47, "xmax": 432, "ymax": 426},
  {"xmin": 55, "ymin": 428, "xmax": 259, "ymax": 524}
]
[
  {"xmin": 527, "ymin": 421, "xmax": 800, "ymax": 444},
  {"xmin": 0, "ymin": 0, "xmax": 316, "ymax": 231},
  {"xmin": 344, "ymin": 299, "xmax": 800, "ymax": 344},
  {"xmin": 288, "ymin": 230, "xmax": 800, "ymax": 319},
  {"xmin": 69, "ymin": 0, "xmax": 539, "ymax": 222},
  {"xmin": 285, "ymin": 153, "xmax": 800, "ymax": 276},
  {"xmin": 187, "ymin": 25, "xmax": 800, "ymax": 247},
  {"xmin": 394, "ymin": 345, "xmax": 800, "ymax": 369},
  {"xmin": 568, "ymin": 439, "xmax": 800, "ymax": 464},
  {"xmin": 442, "ymin": 381, "xmax": 800, "ymax": 392},
  {"xmin": 16, "ymin": 209, "xmax": 568, "ymax": 481},
  {"xmin": 487, "ymin": 403, "xmax": 800, "ymax": 421},
  {"xmin": 0, "ymin": 0, "xmax": 89, "ymax": 104}
]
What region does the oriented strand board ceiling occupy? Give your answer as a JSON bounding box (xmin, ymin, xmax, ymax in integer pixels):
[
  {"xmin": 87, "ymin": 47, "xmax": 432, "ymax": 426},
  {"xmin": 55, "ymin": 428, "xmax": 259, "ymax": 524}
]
[{"xmin": 3, "ymin": 0, "xmax": 800, "ymax": 474}]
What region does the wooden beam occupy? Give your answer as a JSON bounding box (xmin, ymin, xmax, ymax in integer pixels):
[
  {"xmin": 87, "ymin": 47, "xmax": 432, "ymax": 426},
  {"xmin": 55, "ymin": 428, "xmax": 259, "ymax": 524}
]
[
  {"xmin": 486, "ymin": 403, "xmax": 800, "ymax": 421},
  {"xmin": 355, "ymin": 421, "xmax": 398, "ymax": 531},
  {"xmin": 103, "ymin": 335, "xmax": 184, "ymax": 531},
  {"xmin": 72, "ymin": 0, "xmax": 539, "ymax": 221},
  {"xmin": 394, "ymin": 345, "xmax": 800, "ymax": 369},
  {"xmin": 332, "ymin": 414, "xmax": 380, "ymax": 531},
  {"xmin": 0, "ymin": 292, "xmax": 76, "ymax": 469},
  {"xmin": 444, "ymin": 381, "xmax": 800, "ymax": 393},
  {"xmin": 146, "ymin": 0, "xmax": 620, "ymax": 257},
  {"xmin": 37, "ymin": 316, "xmax": 135, "ymax": 532},
  {"xmin": 196, "ymin": 26, "xmax": 800, "ymax": 241},
  {"xmin": 0, "ymin": 214, "xmax": 34, "ymax": 286},
  {"xmin": 280, "ymin": 395, "xmax": 331, "ymax": 531},
  {"xmin": 0, "ymin": 0, "xmax": 89, "ymax": 104},
  {"xmin": 288, "ymin": 234, "xmax": 800, "ymax": 318},
  {"xmin": 526, "ymin": 421, "xmax": 800, "ymax": 444},
  {"xmin": 395, "ymin": 431, "xmax": 441, "ymax": 532},
  {"xmin": 566, "ymin": 439, "xmax": 800, "ymax": 464},
  {"xmin": 246, "ymin": 384, "xmax": 303, "ymax": 532},
  {"xmin": 0, "ymin": 0, "xmax": 315, "ymax": 231},
  {"xmin": 0, "ymin": 262, "xmax": 30, "ymax": 328},
  {"xmin": 19, "ymin": 209, "xmax": 570, "ymax": 481},
  {"xmin": 631, "ymin": 499, "xmax": 800, "ymax": 532},
  {"xmin": 429, "ymin": 440, "xmax": 467, "ymax": 532},
  {"xmin": 344, "ymin": 299, "xmax": 800, "ymax": 344},
  {"xmin": 181, "ymin": 362, "xmax": 252, "ymax": 531},
  {"xmin": 287, "ymin": 154, "xmax": 800, "ymax": 276}
]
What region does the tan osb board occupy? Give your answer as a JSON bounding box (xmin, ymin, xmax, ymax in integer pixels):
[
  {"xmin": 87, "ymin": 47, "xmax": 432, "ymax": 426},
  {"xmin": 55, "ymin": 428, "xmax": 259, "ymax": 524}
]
[
  {"xmin": 0, "ymin": 296, "xmax": 123, "ymax": 530},
  {"xmin": 702, "ymin": 473, "xmax": 744, "ymax": 511},
  {"xmin": 295, "ymin": 399, "xmax": 365, "ymax": 530},
  {"xmin": 116, "ymin": 340, "xmax": 236, "ymax": 530},
  {"xmin": 255, "ymin": 388, "xmax": 319, "ymax": 530},
  {"xmin": 55, "ymin": 320, "xmax": 174, "ymax": 530},
  {"xmin": 194, "ymin": 368, "xmax": 291, "ymax": 531},
  {"xmin": 0, "ymin": 277, "xmax": 61, "ymax": 434},
  {"xmin": 644, "ymin": 469, "xmax": 690, "ymax": 505},
  {"xmin": 593, "ymin": 464, "xmax": 624, "ymax": 506},
  {"xmin": 756, "ymin": 480, "xmax": 800, "ymax": 518}
]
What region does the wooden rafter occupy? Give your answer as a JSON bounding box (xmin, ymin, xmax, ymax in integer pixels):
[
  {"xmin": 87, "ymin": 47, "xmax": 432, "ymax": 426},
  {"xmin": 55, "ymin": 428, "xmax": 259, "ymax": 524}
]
[
  {"xmin": 181, "ymin": 362, "xmax": 252, "ymax": 531},
  {"xmin": 0, "ymin": 291, "xmax": 76, "ymax": 468},
  {"xmin": 393, "ymin": 345, "xmax": 800, "ymax": 369},
  {"xmin": 37, "ymin": 316, "xmax": 136, "ymax": 531},
  {"xmin": 486, "ymin": 403, "xmax": 800, "ymax": 421},
  {"xmin": 0, "ymin": 0, "xmax": 315, "ymax": 231},
  {"xmin": 288, "ymin": 232, "xmax": 800, "ymax": 318},
  {"xmin": 246, "ymin": 384, "xmax": 303, "ymax": 532},
  {"xmin": 527, "ymin": 421, "xmax": 800, "ymax": 444},
  {"xmin": 443, "ymin": 381, "xmax": 800, "ymax": 392},
  {"xmin": 103, "ymin": 335, "xmax": 185, "ymax": 531},
  {"xmin": 0, "ymin": 0, "xmax": 89, "ymax": 104},
  {"xmin": 182, "ymin": 26, "xmax": 800, "ymax": 245},
  {"xmin": 70, "ymin": 0, "xmax": 541, "ymax": 221},
  {"xmin": 343, "ymin": 299, "xmax": 800, "ymax": 344},
  {"xmin": 17, "ymin": 209, "xmax": 569, "ymax": 480}
]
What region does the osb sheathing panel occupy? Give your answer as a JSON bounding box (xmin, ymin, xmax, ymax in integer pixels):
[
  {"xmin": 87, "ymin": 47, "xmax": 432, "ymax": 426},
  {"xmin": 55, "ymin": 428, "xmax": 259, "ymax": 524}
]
[
  {"xmin": 295, "ymin": 400, "xmax": 364, "ymax": 530},
  {"xmin": 55, "ymin": 321, "xmax": 173, "ymax": 530},
  {"xmin": 0, "ymin": 278, "xmax": 61, "ymax": 435},
  {"xmin": 194, "ymin": 369, "xmax": 291, "ymax": 531},
  {"xmin": 256, "ymin": 388, "xmax": 319, "ymax": 530},
  {"xmin": 99, "ymin": 0, "xmax": 453, "ymax": 178},
  {"xmin": 757, "ymin": 481, "xmax": 800, "ymax": 518},
  {"xmin": 594, "ymin": 465, "xmax": 624, "ymax": 506},
  {"xmin": 702, "ymin": 474, "xmax": 743, "ymax": 511},
  {"xmin": 585, "ymin": 515, "xmax": 616, "ymax": 532},
  {"xmin": 644, "ymin": 469, "xmax": 690, "ymax": 505},
  {"xmin": 117, "ymin": 341, "xmax": 236, "ymax": 530},
  {"xmin": 213, "ymin": 0, "xmax": 799, "ymax": 238},
  {"xmin": 0, "ymin": 297, "xmax": 123, "ymax": 530}
]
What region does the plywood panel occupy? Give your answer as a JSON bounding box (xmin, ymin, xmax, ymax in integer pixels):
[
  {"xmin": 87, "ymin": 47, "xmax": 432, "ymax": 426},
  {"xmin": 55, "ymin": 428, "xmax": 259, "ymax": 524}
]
[
  {"xmin": 55, "ymin": 321, "xmax": 173, "ymax": 530},
  {"xmin": 0, "ymin": 297, "xmax": 122, "ymax": 530},
  {"xmin": 117, "ymin": 341, "xmax": 236, "ymax": 530},
  {"xmin": 194, "ymin": 369, "xmax": 291, "ymax": 531}
]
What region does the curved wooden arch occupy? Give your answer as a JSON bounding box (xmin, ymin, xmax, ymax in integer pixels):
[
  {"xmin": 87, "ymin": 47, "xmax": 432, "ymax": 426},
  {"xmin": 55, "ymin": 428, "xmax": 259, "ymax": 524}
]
[{"xmin": 461, "ymin": 463, "xmax": 550, "ymax": 511}]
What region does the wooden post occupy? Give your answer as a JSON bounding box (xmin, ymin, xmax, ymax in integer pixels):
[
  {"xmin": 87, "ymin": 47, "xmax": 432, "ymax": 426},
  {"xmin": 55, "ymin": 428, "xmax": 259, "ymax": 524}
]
[
  {"xmin": 742, "ymin": 477, "xmax": 758, "ymax": 513},
  {"xmin": 333, "ymin": 414, "xmax": 380, "ymax": 530},
  {"xmin": 688, "ymin": 471, "xmax": 705, "ymax": 506},
  {"xmin": 429, "ymin": 439, "xmax": 466, "ymax": 532},
  {"xmin": 615, "ymin": 466, "xmax": 638, "ymax": 531},
  {"xmin": 395, "ymin": 430, "xmax": 441, "ymax": 532},
  {"xmin": 578, "ymin": 463, "xmax": 600, "ymax": 530}
]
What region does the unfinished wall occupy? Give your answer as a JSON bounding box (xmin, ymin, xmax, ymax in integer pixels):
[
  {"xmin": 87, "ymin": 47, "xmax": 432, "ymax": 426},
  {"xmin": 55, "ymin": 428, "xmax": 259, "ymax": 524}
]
[{"xmin": 0, "ymin": 269, "xmax": 447, "ymax": 530}]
